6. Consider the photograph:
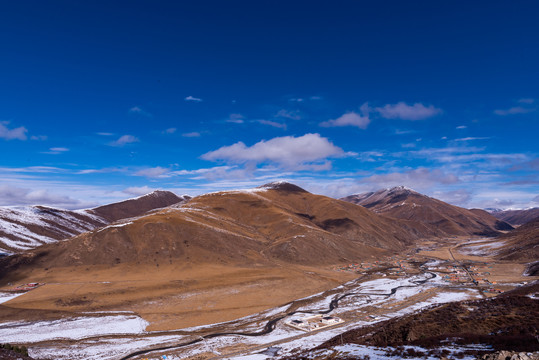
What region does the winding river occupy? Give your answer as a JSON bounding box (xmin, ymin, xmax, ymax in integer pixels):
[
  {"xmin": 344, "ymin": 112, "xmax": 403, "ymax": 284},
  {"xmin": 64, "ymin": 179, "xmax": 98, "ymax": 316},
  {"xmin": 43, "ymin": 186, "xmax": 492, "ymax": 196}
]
[{"xmin": 119, "ymin": 271, "xmax": 437, "ymax": 359}]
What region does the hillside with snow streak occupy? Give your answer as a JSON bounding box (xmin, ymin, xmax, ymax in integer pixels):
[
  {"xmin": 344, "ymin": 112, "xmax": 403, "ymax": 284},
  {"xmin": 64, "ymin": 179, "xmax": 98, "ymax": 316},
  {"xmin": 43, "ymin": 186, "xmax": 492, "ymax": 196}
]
[{"xmin": 0, "ymin": 191, "xmax": 189, "ymax": 254}]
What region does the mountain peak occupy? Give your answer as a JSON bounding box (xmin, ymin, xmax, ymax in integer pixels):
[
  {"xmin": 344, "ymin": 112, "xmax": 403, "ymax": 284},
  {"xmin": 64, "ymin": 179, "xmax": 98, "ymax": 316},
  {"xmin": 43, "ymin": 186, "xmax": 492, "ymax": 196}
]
[
  {"xmin": 257, "ymin": 181, "xmax": 308, "ymax": 193},
  {"xmin": 387, "ymin": 185, "xmax": 417, "ymax": 194}
]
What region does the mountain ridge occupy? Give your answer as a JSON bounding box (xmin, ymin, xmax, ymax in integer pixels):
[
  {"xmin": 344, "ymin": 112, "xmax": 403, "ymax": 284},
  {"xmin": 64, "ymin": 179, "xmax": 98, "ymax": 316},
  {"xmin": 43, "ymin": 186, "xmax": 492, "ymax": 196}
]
[{"xmin": 341, "ymin": 186, "xmax": 513, "ymax": 237}]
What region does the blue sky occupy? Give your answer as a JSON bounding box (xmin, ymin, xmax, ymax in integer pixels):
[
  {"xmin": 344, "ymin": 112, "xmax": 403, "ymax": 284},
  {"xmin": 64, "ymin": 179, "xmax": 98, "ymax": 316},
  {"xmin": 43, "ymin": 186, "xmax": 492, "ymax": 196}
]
[{"xmin": 1, "ymin": 1, "xmax": 538, "ymax": 209}]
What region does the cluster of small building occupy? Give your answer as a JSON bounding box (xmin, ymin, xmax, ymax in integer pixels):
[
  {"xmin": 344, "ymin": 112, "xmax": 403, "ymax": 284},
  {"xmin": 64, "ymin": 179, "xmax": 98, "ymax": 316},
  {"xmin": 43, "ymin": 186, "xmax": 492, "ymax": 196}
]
[
  {"xmin": 285, "ymin": 315, "xmax": 344, "ymax": 331},
  {"xmin": 6, "ymin": 282, "xmax": 41, "ymax": 292}
]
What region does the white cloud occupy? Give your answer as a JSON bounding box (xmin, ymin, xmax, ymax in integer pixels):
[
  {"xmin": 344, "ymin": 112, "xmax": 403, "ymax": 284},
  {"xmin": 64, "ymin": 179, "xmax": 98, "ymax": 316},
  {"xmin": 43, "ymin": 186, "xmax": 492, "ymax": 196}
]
[
  {"xmin": 109, "ymin": 135, "xmax": 139, "ymax": 147},
  {"xmin": 320, "ymin": 103, "xmax": 372, "ymax": 129},
  {"xmin": 320, "ymin": 111, "xmax": 371, "ymax": 129},
  {"xmin": 375, "ymin": 102, "xmax": 442, "ymax": 120},
  {"xmin": 518, "ymin": 98, "xmax": 535, "ymax": 104},
  {"xmin": 0, "ymin": 122, "xmax": 28, "ymax": 140},
  {"xmin": 185, "ymin": 96, "xmax": 202, "ymax": 102},
  {"xmin": 258, "ymin": 120, "xmax": 287, "ymax": 129},
  {"xmin": 123, "ymin": 186, "xmax": 157, "ymax": 196},
  {"xmin": 134, "ymin": 166, "xmax": 169, "ymax": 178},
  {"xmin": 494, "ymin": 106, "xmax": 536, "ymax": 116},
  {"xmin": 201, "ymin": 133, "xmax": 346, "ymax": 170},
  {"xmin": 289, "ymin": 98, "xmax": 304, "ymax": 102},
  {"xmin": 456, "ymin": 125, "xmax": 467, "ymax": 129},
  {"xmin": 164, "ymin": 128, "xmax": 177, "ymax": 134},
  {"xmin": 97, "ymin": 132, "xmax": 114, "ymax": 136},
  {"xmin": 182, "ymin": 131, "xmax": 201, "ymax": 137}
]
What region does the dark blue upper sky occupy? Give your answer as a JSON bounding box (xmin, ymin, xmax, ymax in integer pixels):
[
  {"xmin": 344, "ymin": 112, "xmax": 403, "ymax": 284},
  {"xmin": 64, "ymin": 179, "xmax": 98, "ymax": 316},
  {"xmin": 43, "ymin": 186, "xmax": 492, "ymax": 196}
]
[{"xmin": 1, "ymin": 1, "xmax": 538, "ymax": 209}]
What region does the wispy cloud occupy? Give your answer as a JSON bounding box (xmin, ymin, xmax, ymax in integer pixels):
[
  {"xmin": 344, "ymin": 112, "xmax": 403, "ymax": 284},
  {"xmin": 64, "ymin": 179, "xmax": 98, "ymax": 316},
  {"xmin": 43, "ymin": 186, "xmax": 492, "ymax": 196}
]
[
  {"xmin": 456, "ymin": 125, "xmax": 467, "ymax": 129},
  {"xmin": 185, "ymin": 95, "xmax": 203, "ymax": 102},
  {"xmin": 182, "ymin": 131, "xmax": 201, "ymax": 137},
  {"xmin": 454, "ymin": 137, "xmax": 491, "ymax": 141},
  {"xmin": 134, "ymin": 166, "xmax": 169, "ymax": 178},
  {"xmin": 320, "ymin": 103, "xmax": 371, "ymax": 129},
  {"xmin": 43, "ymin": 147, "xmax": 70, "ymax": 155},
  {"xmin": 518, "ymin": 98, "xmax": 535, "ymax": 104},
  {"xmin": 164, "ymin": 128, "xmax": 177, "ymax": 134},
  {"xmin": 97, "ymin": 132, "xmax": 114, "ymax": 136},
  {"xmin": 375, "ymin": 102, "xmax": 442, "ymax": 120},
  {"xmin": 30, "ymin": 135, "xmax": 47, "ymax": 141},
  {"xmin": 361, "ymin": 168, "xmax": 459, "ymax": 188},
  {"xmin": 0, "ymin": 122, "xmax": 28, "ymax": 140},
  {"xmin": 123, "ymin": 186, "xmax": 157, "ymax": 196},
  {"xmin": 226, "ymin": 113, "xmax": 245, "ymax": 124},
  {"xmin": 494, "ymin": 106, "xmax": 536, "ymax": 116},
  {"xmin": 257, "ymin": 120, "xmax": 287, "ymax": 129},
  {"xmin": 129, "ymin": 106, "xmax": 152, "ymax": 117},
  {"xmin": 0, "ymin": 184, "xmax": 88, "ymax": 208},
  {"xmin": 109, "ymin": 134, "xmax": 139, "ymax": 147},
  {"xmin": 433, "ymin": 189, "xmax": 472, "ymax": 206},
  {"xmin": 201, "ymin": 133, "xmax": 347, "ymax": 170},
  {"xmin": 275, "ymin": 109, "xmax": 302, "ymax": 120}
]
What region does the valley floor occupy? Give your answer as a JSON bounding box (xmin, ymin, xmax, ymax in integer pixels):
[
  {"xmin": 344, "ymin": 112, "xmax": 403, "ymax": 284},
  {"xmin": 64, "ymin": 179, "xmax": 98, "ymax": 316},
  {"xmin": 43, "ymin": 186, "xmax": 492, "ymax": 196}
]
[{"xmin": 0, "ymin": 236, "xmax": 537, "ymax": 360}]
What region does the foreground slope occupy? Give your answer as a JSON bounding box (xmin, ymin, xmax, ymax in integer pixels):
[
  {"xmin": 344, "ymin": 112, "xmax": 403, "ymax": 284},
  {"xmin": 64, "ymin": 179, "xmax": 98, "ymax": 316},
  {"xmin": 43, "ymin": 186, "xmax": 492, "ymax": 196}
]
[
  {"xmin": 303, "ymin": 282, "xmax": 539, "ymax": 358},
  {"xmin": 0, "ymin": 190, "xmax": 189, "ymax": 253},
  {"xmin": 342, "ymin": 186, "xmax": 513, "ymax": 237}
]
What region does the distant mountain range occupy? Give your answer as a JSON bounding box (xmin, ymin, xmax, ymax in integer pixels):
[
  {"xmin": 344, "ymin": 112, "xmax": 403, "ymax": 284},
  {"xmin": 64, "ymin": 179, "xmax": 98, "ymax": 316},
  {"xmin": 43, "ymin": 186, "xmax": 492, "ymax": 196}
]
[
  {"xmin": 2, "ymin": 182, "xmax": 533, "ymax": 285},
  {"xmin": 0, "ymin": 191, "xmax": 190, "ymax": 254},
  {"xmin": 487, "ymin": 207, "xmax": 539, "ymax": 226},
  {"xmin": 341, "ymin": 186, "xmax": 513, "ymax": 237}
]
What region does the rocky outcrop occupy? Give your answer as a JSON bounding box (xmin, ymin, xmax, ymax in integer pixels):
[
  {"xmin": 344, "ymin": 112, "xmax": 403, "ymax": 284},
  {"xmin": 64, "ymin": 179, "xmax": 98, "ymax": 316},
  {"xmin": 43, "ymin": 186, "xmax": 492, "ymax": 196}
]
[{"xmin": 477, "ymin": 350, "xmax": 539, "ymax": 360}]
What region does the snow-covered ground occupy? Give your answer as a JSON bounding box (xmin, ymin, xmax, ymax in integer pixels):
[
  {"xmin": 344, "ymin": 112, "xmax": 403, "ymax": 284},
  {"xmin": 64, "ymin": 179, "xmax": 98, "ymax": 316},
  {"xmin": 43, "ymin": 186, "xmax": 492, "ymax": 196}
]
[
  {"xmin": 0, "ymin": 315, "xmax": 149, "ymax": 343},
  {"xmin": 0, "ymin": 291, "xmax": 25, "ymax": 304},
  {"xmin": 0, "ymin": 205, "xmax": 106, "ymax": 251},
  {"xmin": 458, "ymin": 240, "xmax": 507, "ymax": 256},
  {"xmin": 0, "ymin": 271, "xmax": 486, "ymax": 360}
]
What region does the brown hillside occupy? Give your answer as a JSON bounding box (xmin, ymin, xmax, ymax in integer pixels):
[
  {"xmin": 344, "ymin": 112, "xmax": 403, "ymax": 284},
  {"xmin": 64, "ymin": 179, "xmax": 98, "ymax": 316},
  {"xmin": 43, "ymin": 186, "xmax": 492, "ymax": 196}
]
[
  {"xmin": 342, "ymin": 186, "xmax": 513, "ymax": 237},
  {"xmin": 489, "ymin": 208, "xmax": 539, "ymax": 226},
  {"xmin": 495, "ymin": 217, "xmax": 539, "ymax": 263},
  {"xmin": 90, "ymin": 190, "xmax": 190, "ymax": 222},
  {"xmin": 0, "ymin": 182, "xmax": 436, "ymax": 275}
]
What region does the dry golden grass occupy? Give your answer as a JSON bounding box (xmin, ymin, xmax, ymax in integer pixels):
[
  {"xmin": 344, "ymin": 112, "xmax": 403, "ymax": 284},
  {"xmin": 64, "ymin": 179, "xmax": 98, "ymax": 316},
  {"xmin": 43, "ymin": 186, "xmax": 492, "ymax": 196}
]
[{"xmin": 1, "ymin": 262, "xmax": 355, "ymax": 331}]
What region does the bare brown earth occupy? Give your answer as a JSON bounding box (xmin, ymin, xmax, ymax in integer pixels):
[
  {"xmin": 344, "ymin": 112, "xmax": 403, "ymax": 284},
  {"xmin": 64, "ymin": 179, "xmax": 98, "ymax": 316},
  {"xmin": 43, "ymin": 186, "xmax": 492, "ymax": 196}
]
[{"xmin": 342, "ymin": 186, "xmax": 513, "ymax": 237}]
